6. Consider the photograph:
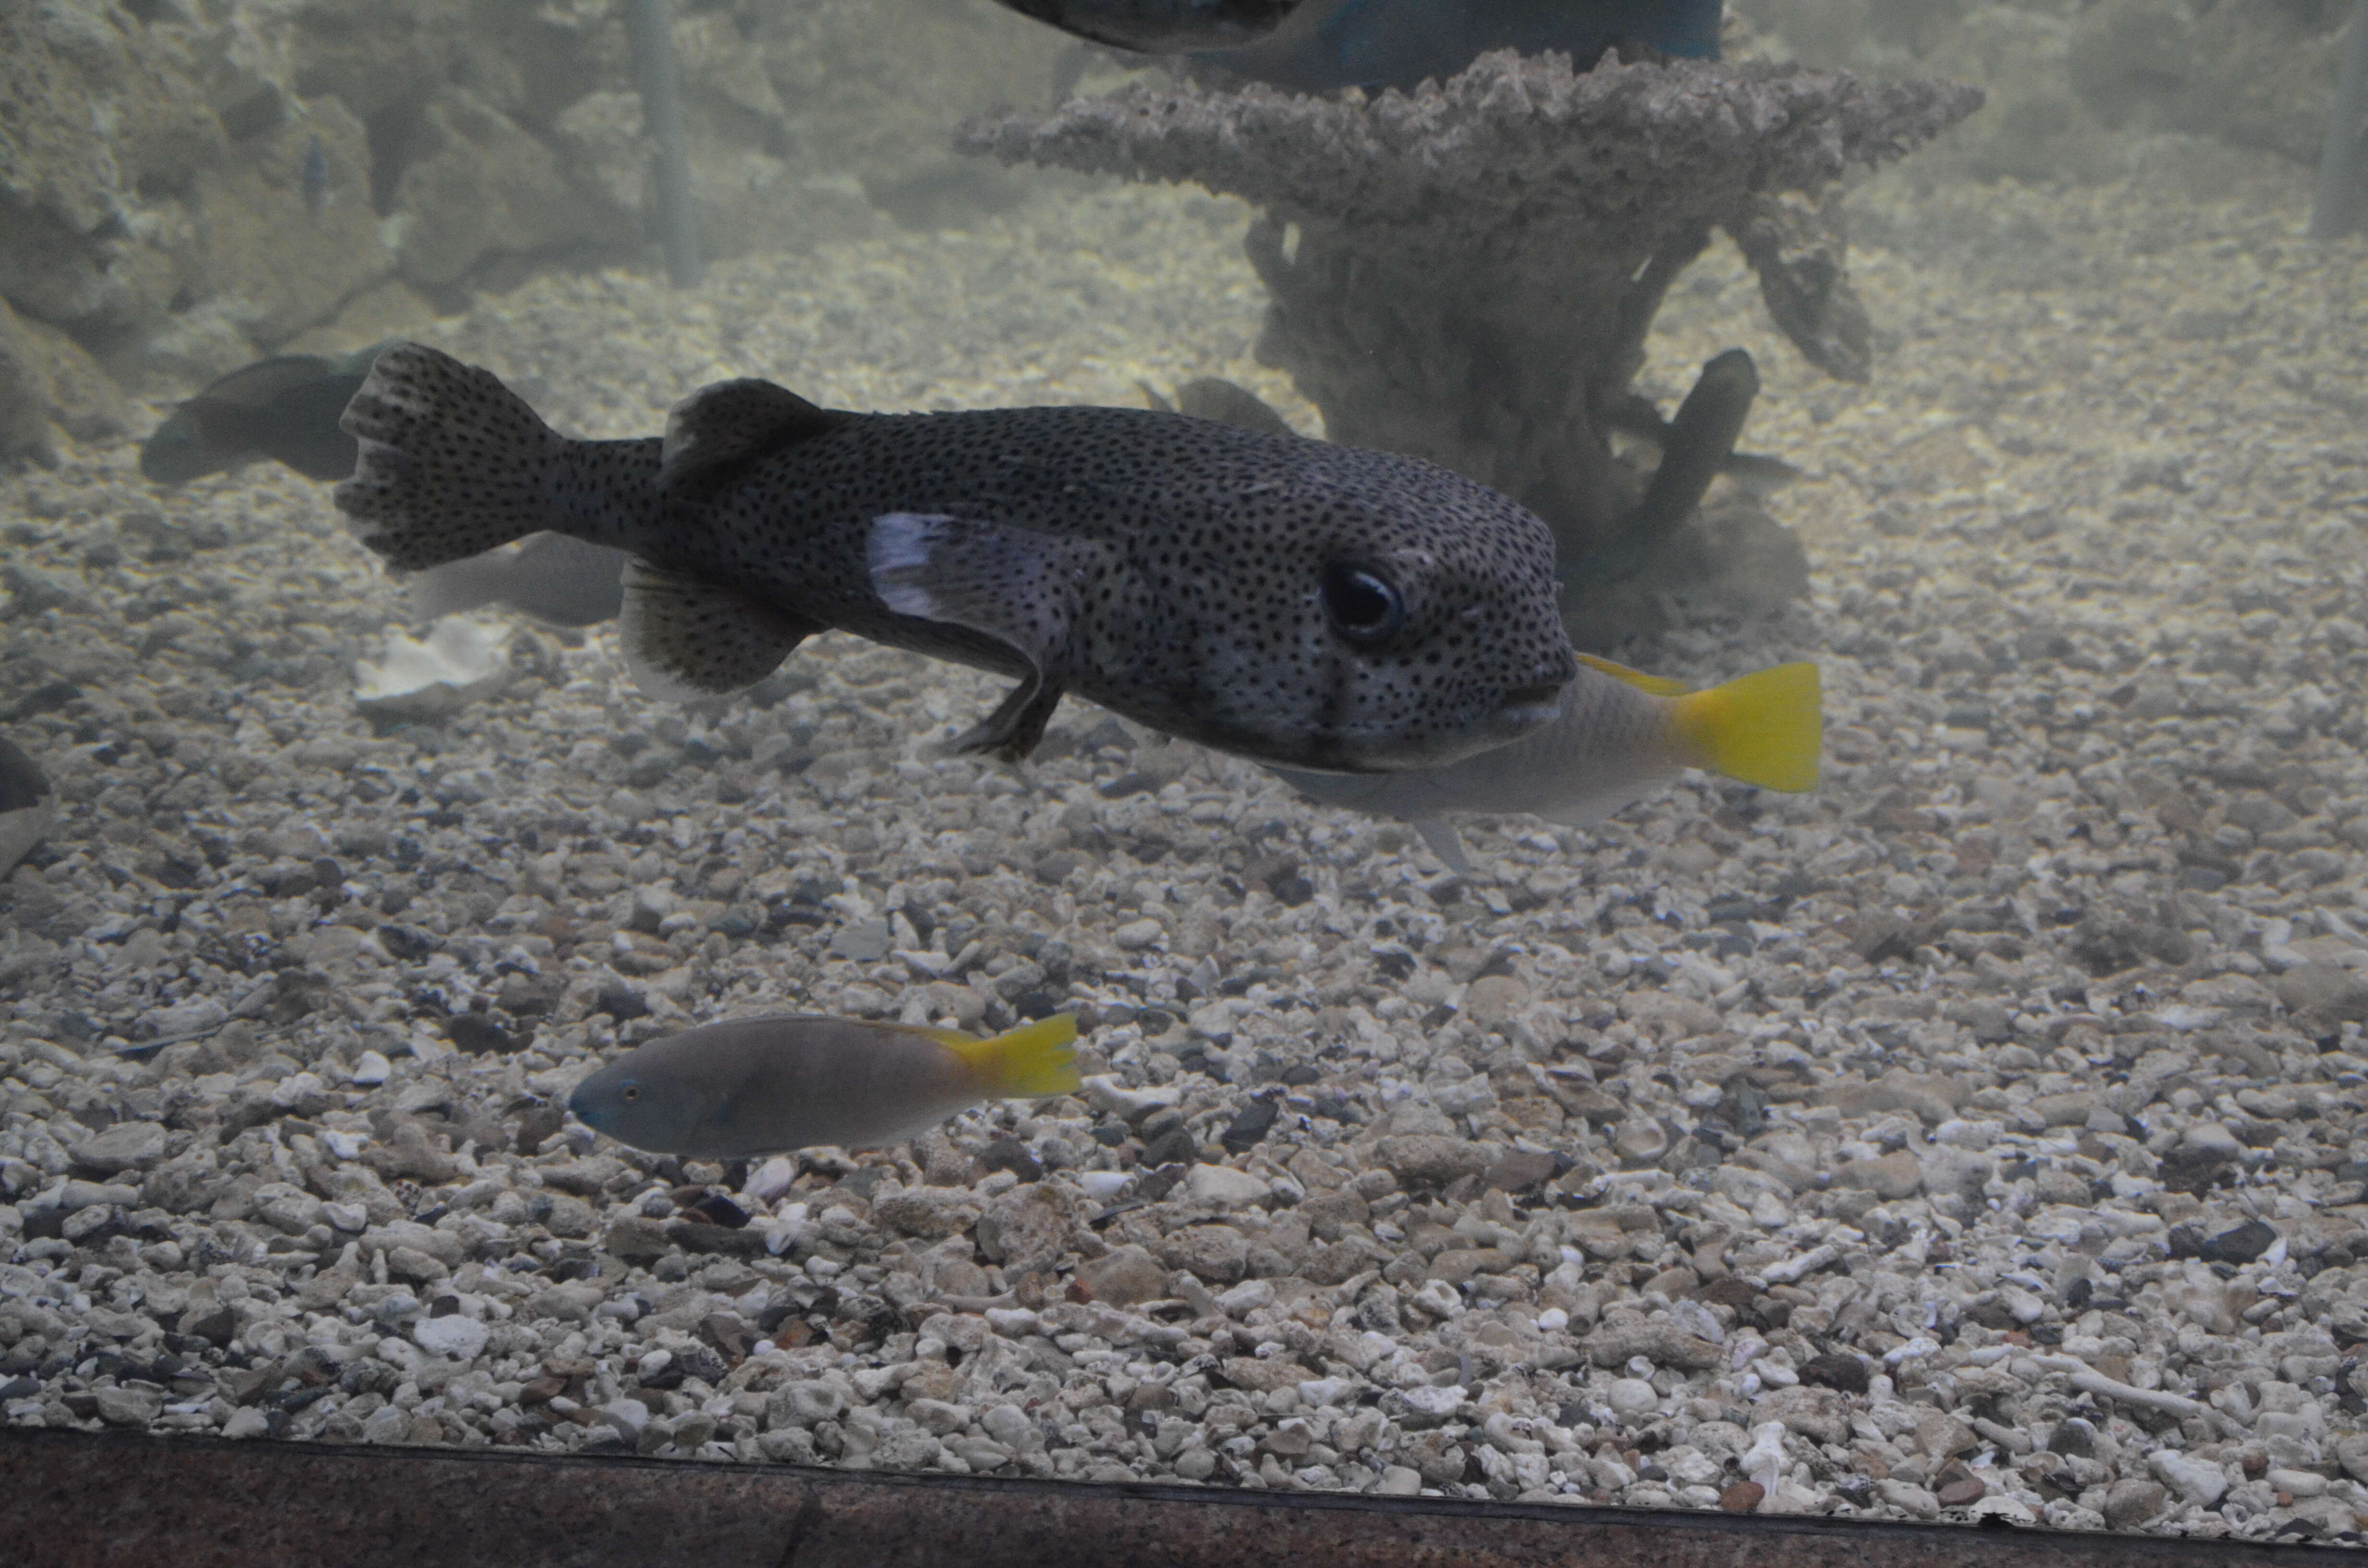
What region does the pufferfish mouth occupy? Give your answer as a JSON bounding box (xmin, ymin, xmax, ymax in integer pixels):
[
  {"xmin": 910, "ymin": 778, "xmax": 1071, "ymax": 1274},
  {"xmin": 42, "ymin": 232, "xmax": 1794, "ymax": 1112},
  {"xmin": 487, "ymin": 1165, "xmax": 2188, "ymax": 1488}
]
[{"xmin": 1488, "ymin": 680, "xmax": 1568, "ymax": 733}]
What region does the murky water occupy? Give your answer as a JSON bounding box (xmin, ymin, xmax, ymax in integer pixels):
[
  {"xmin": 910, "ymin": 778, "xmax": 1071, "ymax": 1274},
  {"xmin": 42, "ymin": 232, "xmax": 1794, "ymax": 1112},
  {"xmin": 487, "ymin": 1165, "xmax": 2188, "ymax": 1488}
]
[{"xmin": 1, "ymin": 0, "xmax": 2365, "ymax": 1545}]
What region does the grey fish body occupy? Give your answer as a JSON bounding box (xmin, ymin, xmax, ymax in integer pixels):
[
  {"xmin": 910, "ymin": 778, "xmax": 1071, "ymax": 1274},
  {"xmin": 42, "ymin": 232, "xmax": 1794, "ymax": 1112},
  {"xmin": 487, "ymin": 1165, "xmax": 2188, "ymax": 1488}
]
[
  {"xmin": 408, "ymin": 533, "xmax": 632, "ymax": 627},
  {"xmin": 337, "ymin": 343, "xmax": 1575, "ymax": 773},
  {"xmin": 568, "ymin": 1014, "xmax": 1081, "ymax": 1158},
  {"xmin": 1269, "ymin": 656, "xmax": 1821, "ymax": 875},
  {"xmin": 1269, "ymin": 661, "xmax": 1680, "ymax": 873}
]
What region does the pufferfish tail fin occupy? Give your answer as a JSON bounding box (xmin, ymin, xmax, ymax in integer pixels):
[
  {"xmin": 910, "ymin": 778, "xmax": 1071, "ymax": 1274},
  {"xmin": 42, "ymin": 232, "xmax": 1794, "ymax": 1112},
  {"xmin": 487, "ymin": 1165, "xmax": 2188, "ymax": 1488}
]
[
  {"xmin": 934, "ymin": 1014, "xmax": 1082, "ymax": 1098},
  {"xmin": 336, "ymin": 341, "xmax": 574, "ymax": 571},
  {"xmin": 1669, "ymin": 662, "xmax": 1822, "ymax": 793}
]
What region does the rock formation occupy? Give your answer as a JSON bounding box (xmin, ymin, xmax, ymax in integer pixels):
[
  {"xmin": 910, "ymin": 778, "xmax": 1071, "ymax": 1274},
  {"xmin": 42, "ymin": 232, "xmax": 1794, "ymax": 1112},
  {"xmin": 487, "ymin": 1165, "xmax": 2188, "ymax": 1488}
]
[{"xmin": 962, "ymin": 53, "xmax": 1982, "ymax": 639}]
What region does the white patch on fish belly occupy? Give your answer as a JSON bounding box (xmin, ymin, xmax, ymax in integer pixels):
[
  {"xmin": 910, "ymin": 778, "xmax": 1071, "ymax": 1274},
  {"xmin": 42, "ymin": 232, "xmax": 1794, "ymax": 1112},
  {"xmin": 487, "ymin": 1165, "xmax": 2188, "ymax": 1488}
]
[{"xmin": 866, "ymin": 512, "xmax": 958, "ymax": 622}]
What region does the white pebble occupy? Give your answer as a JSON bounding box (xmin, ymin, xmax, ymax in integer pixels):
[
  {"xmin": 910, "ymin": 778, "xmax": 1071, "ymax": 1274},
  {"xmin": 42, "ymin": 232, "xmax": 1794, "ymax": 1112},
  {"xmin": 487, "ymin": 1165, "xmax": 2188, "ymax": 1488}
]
[
  {"xmin": 412, "ymin": 1315, "xmax": 488, "ymax": 1360},
  {"xmin": 349, "ymin": 1051, "xmax": 392, "ymax": 1086},
  {"xmin": 1606, "ymin": 1378, "xmax": 1658, "ymax": 1414}
]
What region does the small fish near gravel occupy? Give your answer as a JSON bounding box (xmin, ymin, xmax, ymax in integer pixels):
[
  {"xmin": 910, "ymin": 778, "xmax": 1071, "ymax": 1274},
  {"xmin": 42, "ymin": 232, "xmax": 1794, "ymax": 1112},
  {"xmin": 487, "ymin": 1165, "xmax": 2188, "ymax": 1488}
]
[
  {"xmin": 570, "ymin": 1014, "xmax": 1082, "ymax": 1157},
  {"xmin": 333, "ymin": 342, "xmax": 1576, "ymax": 772},
  {"xmin": 1269, "ymin": 654, "xmax": 1819, "ymax": 875}
]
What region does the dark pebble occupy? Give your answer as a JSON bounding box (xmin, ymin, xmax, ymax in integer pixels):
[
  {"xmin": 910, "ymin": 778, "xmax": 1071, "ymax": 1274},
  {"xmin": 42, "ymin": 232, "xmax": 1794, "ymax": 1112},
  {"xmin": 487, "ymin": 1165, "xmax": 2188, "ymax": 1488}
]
[
  {"xmin": 1719, "ymin": 1481, "xmax": 1764, "ymax": 1513},
  {"xmin": 597, "ymin": 984, "xmax": 650, "ymax": 1021},
  {"xmin": 2200, "ymin": 1218, "xmax": 2277, "ymax": 1265},
  {"xmin": 1140, "ymin": 1124, "xmax": 1198, "ymax": 1168},
  {"xmin": 1219, "ymin": 1098, "xmax": 1278, "ymax": 1155},
  {"xmin": 1799, "ymin": 1353, "xmax": 1870, "ymax": 1395},
  {"xmin": 976, "ymin": 1138, "xmax": 1044, "ymax": 1182},
  {"xmin": 444, "ymin": 1013, "xmax": 526, "ymax": 1055},
  {"xmin": 680, "ymin": 1192, "xmax": 750, "ymax": 1229},
  {"xmin": 1134, "ymin": 1163, "xmax": 1188, "ymax": 1203}
]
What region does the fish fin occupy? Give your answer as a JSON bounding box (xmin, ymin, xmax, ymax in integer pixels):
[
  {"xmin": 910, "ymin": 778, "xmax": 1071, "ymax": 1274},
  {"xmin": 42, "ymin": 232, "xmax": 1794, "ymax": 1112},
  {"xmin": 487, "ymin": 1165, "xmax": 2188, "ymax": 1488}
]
[
  {"xmin": 195, "ymin": 355, "xmax": 342, "ymax": 411},
  {"xmin": 1602, "ymin": 392, "xmax": 1673, "ymax": 444},
  {"xmin": 138, "ymin": 408, "xmax": 240, "ymax": 486},
  {"xmin": 660, "ymin": 379, "xmax": 840, "ymax": 492},
  {"xmin": 936, "ymin": 1014, "xmax": 1082, "ymax": 1098},
  {"xmin": 618, "ymin": 559, "xmax": 818, "ymax": 700},
  {"xmin": 868, "ymin": 512, "xmax": 1084, "ymax": 761},
  {"xmin": 1721, "ymin": 450, "xmax": 1802, "ymax": 494},
  {"xmin": 1575, "ymin": 652, "xmax": 1691, "ymax": 698},
  {"xmin": 1409, "ymin": 816, "xmax": 1476, "ymax": 879},
  {"xmin": 1172, "ymin": 378, "xmax": 1295, "ymax": 438},
  {"xmin": 407, "ymin": 555, "xmax": 508, "ymax": 621},
  {"xmin": 1669, "ymin": 662, "xmax": 1822, "ymax": 792},
  {"xmin": 335, "ymin": 342, "xmax": 573, "ymax": 570}
]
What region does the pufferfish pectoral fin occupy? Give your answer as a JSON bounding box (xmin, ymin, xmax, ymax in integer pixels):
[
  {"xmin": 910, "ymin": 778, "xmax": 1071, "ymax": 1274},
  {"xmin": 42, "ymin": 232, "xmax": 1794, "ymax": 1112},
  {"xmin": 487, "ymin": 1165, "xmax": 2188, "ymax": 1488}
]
[
  {"xmin": 618, "ymin": 558, "xmax": 821, "ymax": 702},
  {"xmin": 867, "ymin": 512, "xmax": 1092, "ymax": 762}
]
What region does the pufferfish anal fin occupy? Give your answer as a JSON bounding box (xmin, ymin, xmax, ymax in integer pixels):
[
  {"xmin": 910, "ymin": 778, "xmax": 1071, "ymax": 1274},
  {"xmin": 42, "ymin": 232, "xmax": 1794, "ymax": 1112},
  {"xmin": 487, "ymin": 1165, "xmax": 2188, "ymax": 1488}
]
[
  {"xmin": 867, "ymin": 511, "xmax": 1092, "ymax": 762},
  {"xmin": 618, "ymin": 559, "xmax": 820, "ymax": 702},
  {"xmin": 659, "ymin": 378, "xmax": 844, "ymax": 492}
]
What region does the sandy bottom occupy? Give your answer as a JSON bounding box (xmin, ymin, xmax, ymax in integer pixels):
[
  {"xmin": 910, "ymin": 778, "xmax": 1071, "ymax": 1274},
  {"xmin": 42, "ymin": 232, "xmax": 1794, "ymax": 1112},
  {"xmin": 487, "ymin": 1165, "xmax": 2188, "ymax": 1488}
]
[{"xmin": 0, "ymin": 152, "xmax": 2365, "ymax": 1544}]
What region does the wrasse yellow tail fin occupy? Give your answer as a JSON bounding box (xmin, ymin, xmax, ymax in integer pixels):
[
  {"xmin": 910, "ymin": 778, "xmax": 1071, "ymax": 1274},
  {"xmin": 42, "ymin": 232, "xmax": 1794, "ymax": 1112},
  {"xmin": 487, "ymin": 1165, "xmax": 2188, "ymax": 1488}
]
[
  {"xmin": 1670, "ymin": 662, "xmax": 1822, "ymax": 793},
  {"xmin": 935, "ymin": 1014, "xmax": 1082, "ymax": 1097}
]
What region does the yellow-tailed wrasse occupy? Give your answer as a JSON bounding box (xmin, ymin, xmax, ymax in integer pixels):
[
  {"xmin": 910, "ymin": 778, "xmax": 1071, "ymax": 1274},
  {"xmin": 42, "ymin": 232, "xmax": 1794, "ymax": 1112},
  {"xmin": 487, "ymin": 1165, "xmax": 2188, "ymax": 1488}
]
[
  {"xmin": 569, "ymin": 1014, "xmax": 1081, "ymax": 1158},
  {"xmin": 1269, "ymin": 653, "xmax": 1819, "ymax": 876}
]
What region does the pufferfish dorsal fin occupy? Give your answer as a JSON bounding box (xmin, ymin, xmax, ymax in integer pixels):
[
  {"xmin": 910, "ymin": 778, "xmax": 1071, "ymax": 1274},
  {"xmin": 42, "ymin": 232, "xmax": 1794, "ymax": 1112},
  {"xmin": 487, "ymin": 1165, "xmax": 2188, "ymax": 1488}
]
[
  {"xmin": 618, "ymin": 559, "xmax": 818, "ymax": 702},
  {"xmin": 659, "ymin": 378, "xmax": 842, "ymax": 491},
  {"xmin": 867, "ymin": 512, "xmax": 1101, "ymax": 761}
]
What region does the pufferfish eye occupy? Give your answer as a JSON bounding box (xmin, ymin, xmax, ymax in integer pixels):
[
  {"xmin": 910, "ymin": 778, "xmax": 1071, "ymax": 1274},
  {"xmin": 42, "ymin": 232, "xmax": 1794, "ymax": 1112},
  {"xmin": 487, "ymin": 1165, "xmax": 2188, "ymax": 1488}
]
[
  {"xmin": 621, "ymin": 1083, "xmax": 641, "ymax": 1102},
  {"xmin": 1321, "ymin": 563, "xmax": 1405, "ymax": 644}
]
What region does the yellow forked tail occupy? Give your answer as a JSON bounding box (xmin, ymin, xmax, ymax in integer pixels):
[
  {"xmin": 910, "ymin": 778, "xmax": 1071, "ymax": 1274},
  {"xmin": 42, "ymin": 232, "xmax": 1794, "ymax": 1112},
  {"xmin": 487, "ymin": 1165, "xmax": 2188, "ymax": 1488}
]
[
  {"xmin": 1669, "ymin": 662, "xmax": 1822, "ymax": 792},
  {"xmin": 934, "ymin": 1014, "xmax": 1082, "ymax": 1097}
]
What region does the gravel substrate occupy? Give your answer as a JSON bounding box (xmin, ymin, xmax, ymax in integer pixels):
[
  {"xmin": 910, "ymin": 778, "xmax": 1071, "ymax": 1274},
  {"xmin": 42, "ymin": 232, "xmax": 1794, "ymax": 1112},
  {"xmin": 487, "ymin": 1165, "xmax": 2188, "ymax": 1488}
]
[{"xmin": 3, "ymin": 157, "xmax": 2368, "ymax": 1546}]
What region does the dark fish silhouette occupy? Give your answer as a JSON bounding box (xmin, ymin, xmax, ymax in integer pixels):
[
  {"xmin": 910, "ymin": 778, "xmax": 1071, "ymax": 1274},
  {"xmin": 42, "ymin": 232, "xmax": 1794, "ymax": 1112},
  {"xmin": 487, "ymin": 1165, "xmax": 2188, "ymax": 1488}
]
[
  {"xmin": 139, "ymin": 346, "xmax": 382, "ymax": 486},
  {"xmin": 1591, "ymin": 346, "xmax": 1765, "ymax": 581},
  {"xmin": 1198, "ymin": 0, "xmax": 1722, "ymax": 92},
  {"xmin": 1604, "ymin": 389, "xmax": 1799, "ymax": 498},
  {"xmin": 335, "ymin": 342, "xmax": 1577, "ymax": 772},
  {"xmin": 995, "ymin": 0, "xmax": 1305, "ymax": 52}
]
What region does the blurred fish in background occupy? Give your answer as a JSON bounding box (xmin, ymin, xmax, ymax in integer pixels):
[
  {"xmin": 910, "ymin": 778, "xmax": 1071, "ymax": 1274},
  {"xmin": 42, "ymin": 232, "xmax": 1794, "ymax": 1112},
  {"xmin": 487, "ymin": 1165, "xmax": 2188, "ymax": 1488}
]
[
  {"xmin": 1195, "ymin": 0, "xmax": 1724, "ymax": 92},
  {"xmin": 407, "ymin": 534, "xmax": 632, "ymax": 629},
  {"xmin": 994, "ymin": 0, "xmax": 1307, "ymax": 52},
  {"xmin": 138, "ymin": 346, "xmax": 380, "ymax": 486}
]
